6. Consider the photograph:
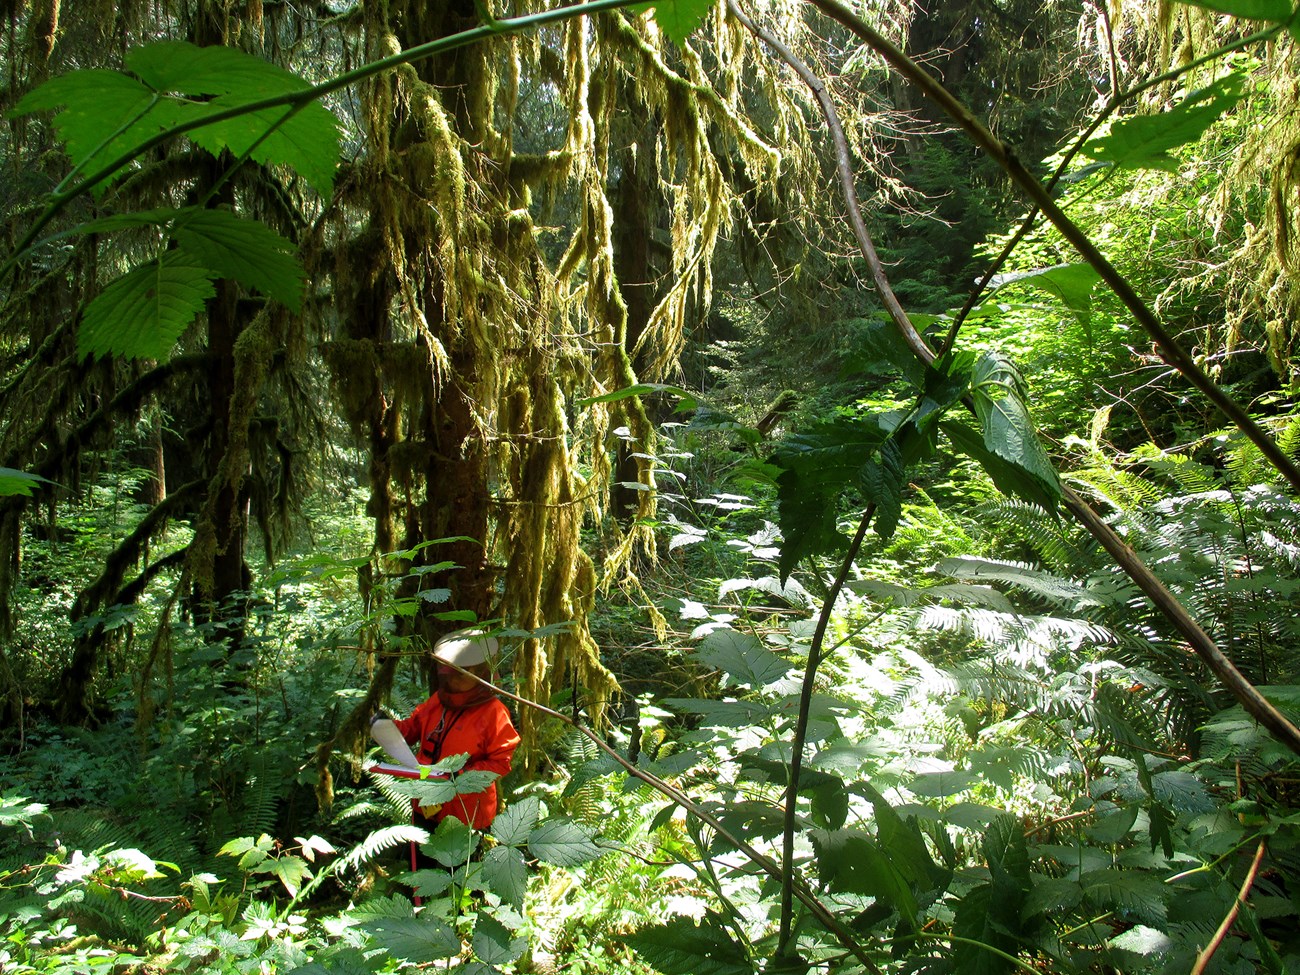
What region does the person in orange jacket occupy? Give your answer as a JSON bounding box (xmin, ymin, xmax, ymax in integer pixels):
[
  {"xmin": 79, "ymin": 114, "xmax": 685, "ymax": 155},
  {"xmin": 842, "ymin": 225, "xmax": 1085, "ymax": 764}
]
[{"xmin": 391, "ymin": 629, "xmax": 520, "ymax": 831}]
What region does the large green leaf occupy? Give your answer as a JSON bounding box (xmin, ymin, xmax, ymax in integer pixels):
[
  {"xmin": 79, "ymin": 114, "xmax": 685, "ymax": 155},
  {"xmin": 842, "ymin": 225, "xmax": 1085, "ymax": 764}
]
[
  {"xmin": 860, "ymin": 785, "xmax": 951, "ymax": 894},
  {"xmin": 1083, "ymin": 74, "xmax": 1246, "ymax": 171},
  {"xmin": 942, "ymin": 419, "xmax": 1058, "ymax": 511},
  {"xmin": 1080, "ymin": 869, "xmax": 1170, "ymax": 926},
  {"xmin": 174, "ymin": 208, "xmax": 304, "ymax": 310},
  {"xmin": 964, "ymin": 352, "xmax": 1062, "ymax": 510},
  {"xmin": 860, "ymin": 437, "xmax": 905, "ymax": 539},
  {"xmin": 771, "ymin": 412, "xmax": 898, "ymax": 579},
  {"xmin": 15, "ymin": 40, "xmax": 340, "ymax": 197},
  {"xmin": 1021, "ymin": 876, "xmax": 1084, "ymax": 922},
  {"xmin": 364, "ymin": 916, "xmax": 460, "ymax": 962},
  {"xmin": 135, "ymin": 40, "xmax": 340, "ymax": 195},
  {"xmin": 691, "ymin": 628, "xmax": 791, "ymax": 688},
  {"xmin": 983, "ymin": 815, "xmax": 1031, "ymax": 897},
  {"xmin": 12, "ymin": 71, "xmax": 183, "ymax": 188},
  {"xmin": 471, "ymin": 913, "xmax": 527, "ymax": 966},
  {"xmin": 0, "ymin": 468, "xmax": 51, "ymax": 498},
  {"xmin": 1175, "ymin": 0, "xmax": 1292, "ymax": 20},
  {"xmin": 810, "ymin": 829, "xmax": 920, "ymax": 927},
  {"xmin": 79, "ymin": 252, "xmax": 216, "ymax": 361},
  {"xmin": 988, "ymin": 263, "xmax": 1101, "ymax": 332},
  {"xmin": 841, "ymin": 317, "xmax": 928, "ymax": 390},
  {"xmin": 949, "ymin": 883, "xmax": 1019, "ymax": 975},
  {"xmin": 126, "ymin": 40, "xmax": 308, "ymax": 97},
  {"xmin": 422, "ymin": 814, "xmax": 477, "ymax": 868},
  {"xmin": 631, "ymin": 0, "xmax": 716, "ymax": 46},
  {"xmin": 527, "ymin": 819, "xmax": 603, "ymax": 866},
  {"xmin": 480, "ymin": 846, "xmax": 528, "ymax": 908},
  {"xmin": 908, "ymin": 769, "xmax": 977, "ymax": 798},
  {"xmin": 182, "ymin": 98, "xmax": 340, "ymax": 197},
  {"xmin": 626, "ymin": 914, "xmax": 753, "ymax": 975},
  {"xmin": 490, "ymin": 796, "xmax": 539, "ymax": 847},
  {"xmin": 662, "ymin": 698, "xmax": 774, "ymax": 727}
]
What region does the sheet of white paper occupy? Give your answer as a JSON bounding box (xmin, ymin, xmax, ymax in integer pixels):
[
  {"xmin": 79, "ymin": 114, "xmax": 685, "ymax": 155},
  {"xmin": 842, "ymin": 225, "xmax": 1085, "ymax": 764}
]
[{"xmin": 369, "ymin": 716, "xmax": 421, "ymax": 769}]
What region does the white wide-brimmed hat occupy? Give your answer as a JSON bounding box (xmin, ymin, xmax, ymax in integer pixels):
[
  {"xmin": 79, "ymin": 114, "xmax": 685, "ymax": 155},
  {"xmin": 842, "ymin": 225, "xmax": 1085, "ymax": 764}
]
[{"xmin": 433, "ymin": 629, "xmax": 499, "ymax": 667}]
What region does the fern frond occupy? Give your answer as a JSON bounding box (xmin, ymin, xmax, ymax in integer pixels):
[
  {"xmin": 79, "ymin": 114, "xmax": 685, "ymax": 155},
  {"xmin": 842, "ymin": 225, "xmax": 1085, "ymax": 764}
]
[
  {"xmin": 338, "ymin": 824, "xmax": 428, "ymax": 873},
  {"xmin": 970, "ymin": 497, "xmax": 1082, "ymax": 570},
  {"xmin": 237, "ymin": 753, "xmax": 283, "ymax": 841}
]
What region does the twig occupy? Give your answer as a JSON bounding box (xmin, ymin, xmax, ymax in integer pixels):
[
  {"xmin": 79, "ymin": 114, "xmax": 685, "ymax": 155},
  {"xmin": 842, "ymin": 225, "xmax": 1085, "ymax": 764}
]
[{"xmin": 1190, "ymin": 838, "xmax": 1268, "ymax": 975}]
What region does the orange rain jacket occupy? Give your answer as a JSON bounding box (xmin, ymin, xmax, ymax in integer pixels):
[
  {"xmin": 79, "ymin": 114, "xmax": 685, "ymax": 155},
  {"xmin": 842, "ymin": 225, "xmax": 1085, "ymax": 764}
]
[{"xmin": 393, "ymin": 694, "xmax": 520, "ymax": 830}]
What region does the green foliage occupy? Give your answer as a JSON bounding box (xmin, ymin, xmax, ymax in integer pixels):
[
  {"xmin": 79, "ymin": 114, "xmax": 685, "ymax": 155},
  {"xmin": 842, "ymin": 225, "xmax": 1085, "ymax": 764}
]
[
  {"xmin": 6, "ymin": 7, "xmax": 1300, "ymax": 975},
  {"xmin": 11, "ymin": 39, "xmax": 338, "ymax": 361},
  {"xmin": 13, "ymin": 40, "xmax": 341, "ymax": 196},
  {"xmin": 1083, "ymin": 74, "xmax": 1247, "ymax": 172}
]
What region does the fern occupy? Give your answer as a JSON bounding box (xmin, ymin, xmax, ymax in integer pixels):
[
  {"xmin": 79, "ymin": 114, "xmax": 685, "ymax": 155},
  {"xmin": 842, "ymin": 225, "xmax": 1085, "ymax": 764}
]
[
  {"xmin": 237, "ymin": 752, "xmax": 284, "ymax": 841},
  {"xmin": 337, "ymin": 823, "xmax": 427, "ymax": 873}
]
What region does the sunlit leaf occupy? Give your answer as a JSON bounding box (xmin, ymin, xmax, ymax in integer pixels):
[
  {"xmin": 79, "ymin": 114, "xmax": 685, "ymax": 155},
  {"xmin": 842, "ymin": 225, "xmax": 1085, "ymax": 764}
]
[
  {"xmin": 364, "ymin": 916, "xmax": 459, "ymax": 962},
  {"xmin": 174, "ymin": 208, "xmax": 304, "ymax": 310},
  {"xmin": 662, "ymin": 698, "xmax": 774, "ymax": 727},
  {"xmin": 183, "ymin": 98, "xmax": 341, "ymax": 198},
  {"xmin": 490, "ymin": 796, "xmax": 539, "ymax": 847},
  {"xmin": 963, "ymin": 352, "xmax": 1062, "ymax": 510},
  {"xmin": 422, "ymin": 815, "xmax": 477, "ymax": 868},
  {"xmin": 527, "ymin": 819, "xmax": 602, "ymax": 866},
  {"xmin": 691, "ymin": 628, "xmax": 791, "ymax": 688},
  {"xmin": 630, "ymin": 0, "xmax": 716, "ymax": 46},
  {"xmin": 1083, "ymin": 74, "xmax": 1246, "ymax": 171},
  {"xmin": 1109, "ymin": 924, "xmax": 1175, "ymax": 955},
  {"xmin": 79, "ymin": 251, "xmax": 215, "ymax": 361},
  {"xmin": 472, "ymin": 913, "xmax": 527, "ymax": 966},
  {"xmin": 989, "ymin": 263, "xmax": 1101, "ymax": 333},
  {"xmin": 126, "ymin": 40, "xmax": 308, "ymax": 97},
  {"xmin": 908, "ymin": 769, "xmax": 976, "ymax": 798},
  {"xmin": 11, "ymin": 71, "xmax": 180, "ymax": 188},
  {"xmin": 627, "ymin": 914, "xmax": 753, "ymax": 975},
  {"xmin": 0, "ymin": 468, "xmax": 51, "ymax": 497}
]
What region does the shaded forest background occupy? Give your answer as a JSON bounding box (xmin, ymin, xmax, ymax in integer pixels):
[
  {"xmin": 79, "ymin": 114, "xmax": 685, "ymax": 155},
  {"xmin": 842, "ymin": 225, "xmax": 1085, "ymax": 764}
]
[{"xmin": 4, "ymin": 0, "xmax": 1300, "ymax": 972}]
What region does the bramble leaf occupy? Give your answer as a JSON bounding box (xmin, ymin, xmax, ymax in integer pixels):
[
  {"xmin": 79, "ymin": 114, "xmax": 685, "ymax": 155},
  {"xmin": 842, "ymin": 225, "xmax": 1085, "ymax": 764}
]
[
  {"xmin": 627, "ymin": 914, "xmax": 753, "ymax": 975},
  {"xmin": 126, "ymin": 40, "xmax": 307, "ymax": 97},
  {"xmin": 364, "ymin": 916, "xmax": 460, "ymax": 962},
  {"xmin": 691, "ymin": 628, "xmax": 792, "ymax": 688},
  {"xmin": 0, "ymin": 468, "xmax": 51, "ymax": 497},
  {"xmin": 182, "ymin": 98, "xmax": 341, "ymax": 197},
  {"xmin": 631, "ymin": 0, "xmax": 716, "ymax": 46},
  {"xmin": 12, "ymin": 71, "xmax": 182, "ymax": 190},
  {"xmin": 1083, "ymin": 74, "xmax": 1246, "ymax": 171},
  {"xmin": 174, "ymin": 208, "xmax": 304, "ymax": 310},
  {"xmin": 527, "ymin": 819, "xmax": 603, "ymax": 866},
  {"xmin": 79, "ymin": 251, "xmax": 215, "ymax": 361},
  {"xmin": 490, "ymin": 796, "xmax": 539, "ymax": 847},
  {"xmin": 472, "ymin": 913, "xmax": 527, "ymax": 966},
  {"xmin": 481, "ymin": 846, "xmax": 528, "ymax": 908}
]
